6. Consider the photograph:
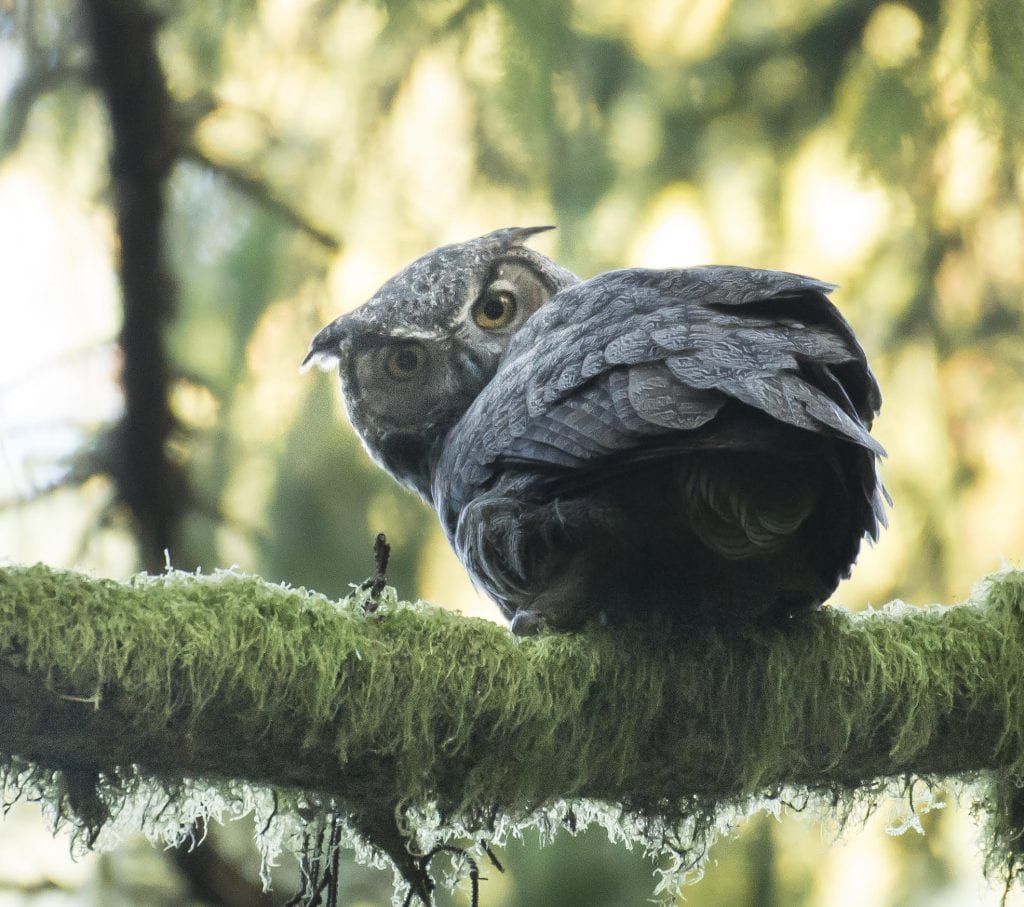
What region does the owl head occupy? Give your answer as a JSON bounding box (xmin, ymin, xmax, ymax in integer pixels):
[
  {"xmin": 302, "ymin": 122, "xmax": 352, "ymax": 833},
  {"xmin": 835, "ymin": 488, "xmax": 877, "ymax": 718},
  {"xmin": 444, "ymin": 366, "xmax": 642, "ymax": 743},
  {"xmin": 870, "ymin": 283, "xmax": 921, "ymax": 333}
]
[{"xmin": 303, "ymin": 227, "xmax": 577, "ymax": 501}]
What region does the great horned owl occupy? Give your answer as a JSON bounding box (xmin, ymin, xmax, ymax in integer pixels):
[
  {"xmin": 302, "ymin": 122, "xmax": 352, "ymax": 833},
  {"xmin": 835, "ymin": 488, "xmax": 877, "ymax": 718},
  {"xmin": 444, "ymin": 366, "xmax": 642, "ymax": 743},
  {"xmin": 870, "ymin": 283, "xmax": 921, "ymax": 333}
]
[{"xmin": 304, "ymin": 227, "xmax": 887, "ymax": 635}]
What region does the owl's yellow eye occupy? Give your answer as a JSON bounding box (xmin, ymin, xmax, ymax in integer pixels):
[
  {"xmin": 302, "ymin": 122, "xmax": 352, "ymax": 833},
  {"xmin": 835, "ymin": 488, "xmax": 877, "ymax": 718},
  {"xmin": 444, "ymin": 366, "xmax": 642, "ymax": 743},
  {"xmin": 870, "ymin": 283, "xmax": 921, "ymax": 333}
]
[
  {"xmin": 472, "ymin": 287, "xmax": 518, "ymax": 330},
  {"xmin": 385, "ymin": 343, "xmax": 427, "ymax": 381}
]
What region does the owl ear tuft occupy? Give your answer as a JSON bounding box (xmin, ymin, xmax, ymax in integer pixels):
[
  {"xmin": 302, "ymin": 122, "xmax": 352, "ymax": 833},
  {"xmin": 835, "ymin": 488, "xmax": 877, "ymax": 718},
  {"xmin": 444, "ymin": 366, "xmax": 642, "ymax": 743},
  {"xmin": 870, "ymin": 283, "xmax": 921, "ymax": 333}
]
[
  {"xmin": 300, "ymin": 318, "xmax": 349, "ymax": 373},
  {"xmin": 489, "ymin": 225, "xmax": 556, "ymax": 249},
  {"xmin": 511, "ymin": 225, "xmax": 556, "ymax": 243}
]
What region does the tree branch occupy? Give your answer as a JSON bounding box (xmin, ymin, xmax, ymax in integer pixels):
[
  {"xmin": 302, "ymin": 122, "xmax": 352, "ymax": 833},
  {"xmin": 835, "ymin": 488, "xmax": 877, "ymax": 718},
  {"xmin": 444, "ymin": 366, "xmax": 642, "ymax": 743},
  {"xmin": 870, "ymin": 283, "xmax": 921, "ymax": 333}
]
[
  {"xmin": 179, "ymin": 146, "xmax": 341, "ymax": 253},
  {"xmin": 1, "ymin": 563, "xmax": 1023, "ymax": 896}
]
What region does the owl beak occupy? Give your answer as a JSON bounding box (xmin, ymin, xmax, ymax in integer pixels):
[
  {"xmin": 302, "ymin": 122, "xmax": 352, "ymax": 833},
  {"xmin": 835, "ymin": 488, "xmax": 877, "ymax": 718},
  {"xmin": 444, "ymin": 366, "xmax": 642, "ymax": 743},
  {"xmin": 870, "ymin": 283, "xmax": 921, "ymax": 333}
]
[{"xmin": 301, "ymin": 317, "xmax": 350, "ymax": 373}]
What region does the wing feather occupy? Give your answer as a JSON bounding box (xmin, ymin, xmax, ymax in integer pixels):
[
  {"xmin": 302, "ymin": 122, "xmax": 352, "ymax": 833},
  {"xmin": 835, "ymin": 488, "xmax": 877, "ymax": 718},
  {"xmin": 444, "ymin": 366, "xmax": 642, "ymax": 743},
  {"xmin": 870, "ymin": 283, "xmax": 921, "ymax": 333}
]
[{"xmin": 435, "ymin": 266, "xmax": 884, "ymax": 533}]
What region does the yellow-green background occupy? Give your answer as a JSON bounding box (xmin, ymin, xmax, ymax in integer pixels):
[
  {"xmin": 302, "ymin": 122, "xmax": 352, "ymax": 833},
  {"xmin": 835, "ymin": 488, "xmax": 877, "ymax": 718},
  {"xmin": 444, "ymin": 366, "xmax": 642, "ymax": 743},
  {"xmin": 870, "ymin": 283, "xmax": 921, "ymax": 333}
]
[{"xmin": 1, "ymin": 0, "xmax": 1022, "ymax": 903}]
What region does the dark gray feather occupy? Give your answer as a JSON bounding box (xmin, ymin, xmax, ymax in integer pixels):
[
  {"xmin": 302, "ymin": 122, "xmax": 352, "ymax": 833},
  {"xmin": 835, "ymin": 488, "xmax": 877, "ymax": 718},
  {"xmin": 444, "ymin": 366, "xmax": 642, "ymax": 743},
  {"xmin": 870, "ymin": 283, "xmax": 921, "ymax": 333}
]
[{"xmin": 435, "ymin": 266, "xmax": 884, "ymax": 526}]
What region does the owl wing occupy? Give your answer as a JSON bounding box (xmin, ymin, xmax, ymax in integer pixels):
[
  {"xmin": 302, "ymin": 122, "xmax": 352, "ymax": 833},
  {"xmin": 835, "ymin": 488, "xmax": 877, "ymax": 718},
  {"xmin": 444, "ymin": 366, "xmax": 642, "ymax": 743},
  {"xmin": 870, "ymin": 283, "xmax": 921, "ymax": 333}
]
[{"xmin": 435, "ymin": 266, "xmax": 886, "ymax": 541}]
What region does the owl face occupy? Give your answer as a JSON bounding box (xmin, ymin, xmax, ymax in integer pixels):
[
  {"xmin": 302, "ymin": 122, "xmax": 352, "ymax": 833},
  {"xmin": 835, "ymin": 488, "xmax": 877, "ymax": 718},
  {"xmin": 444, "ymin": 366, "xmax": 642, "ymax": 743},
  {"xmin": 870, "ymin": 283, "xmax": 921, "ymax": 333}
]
[{"xmin": 304, "ymin": 227, "xmax": 577, "ymax": 500}]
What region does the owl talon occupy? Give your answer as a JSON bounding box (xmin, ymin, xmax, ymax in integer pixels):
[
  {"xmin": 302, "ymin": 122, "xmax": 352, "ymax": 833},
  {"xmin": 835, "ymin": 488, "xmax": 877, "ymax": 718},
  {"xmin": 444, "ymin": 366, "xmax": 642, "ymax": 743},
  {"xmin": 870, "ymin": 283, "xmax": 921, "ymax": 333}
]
[{"xmin": 510, "ymin": 609, "xmax": 546, "ymax": 637}]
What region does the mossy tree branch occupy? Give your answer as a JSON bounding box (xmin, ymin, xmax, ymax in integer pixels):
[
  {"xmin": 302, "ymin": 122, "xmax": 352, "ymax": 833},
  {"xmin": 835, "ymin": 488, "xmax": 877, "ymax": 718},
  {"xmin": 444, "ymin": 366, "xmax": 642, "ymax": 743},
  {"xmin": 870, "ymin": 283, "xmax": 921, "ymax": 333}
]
[{"xmin": 1, "ymin": 564, "xmax": 1024, "ymax": 896}]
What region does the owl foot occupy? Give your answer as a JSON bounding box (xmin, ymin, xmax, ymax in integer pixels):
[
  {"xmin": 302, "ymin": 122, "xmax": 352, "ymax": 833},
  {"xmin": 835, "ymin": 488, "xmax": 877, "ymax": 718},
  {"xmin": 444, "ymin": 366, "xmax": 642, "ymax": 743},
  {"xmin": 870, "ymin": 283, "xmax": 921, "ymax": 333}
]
[{"xmin": 510, "ymin": 609, "xmax": 547, "ymax": 636}]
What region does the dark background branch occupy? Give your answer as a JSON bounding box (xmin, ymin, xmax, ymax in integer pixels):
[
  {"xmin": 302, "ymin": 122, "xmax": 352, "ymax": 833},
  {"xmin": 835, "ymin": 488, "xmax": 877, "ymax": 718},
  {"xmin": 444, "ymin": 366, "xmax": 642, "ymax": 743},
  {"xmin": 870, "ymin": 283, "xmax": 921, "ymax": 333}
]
[
  {"xmin": 180, "ymin": 146, "xmax": 341, "ymax": 252},
  {"xmin": 83, "ymin": 0, "xmax": 186, "ymax": 573}
]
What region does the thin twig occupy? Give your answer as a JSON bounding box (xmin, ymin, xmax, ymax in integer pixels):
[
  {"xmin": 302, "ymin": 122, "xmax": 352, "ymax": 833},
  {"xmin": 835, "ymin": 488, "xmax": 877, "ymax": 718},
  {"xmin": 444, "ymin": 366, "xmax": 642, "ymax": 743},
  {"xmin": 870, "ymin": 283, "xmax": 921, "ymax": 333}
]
[
  {"xmin": 480, "ymin": 840, "xmax": 504, "ymax": 874},
  {"xmin": 180, "ymin": 146, "xmax": 341, "ymax": 252},
  {"xmin": 326, "ymin": 814, "xmax": 342, "ymax": 907},
  {"xmin": 361, "ymin": 533, "xmax": 392, "ymax": 611},
  {"xmin": 415, "ymin": 845, "xmax": 481, "ymax": 907}
]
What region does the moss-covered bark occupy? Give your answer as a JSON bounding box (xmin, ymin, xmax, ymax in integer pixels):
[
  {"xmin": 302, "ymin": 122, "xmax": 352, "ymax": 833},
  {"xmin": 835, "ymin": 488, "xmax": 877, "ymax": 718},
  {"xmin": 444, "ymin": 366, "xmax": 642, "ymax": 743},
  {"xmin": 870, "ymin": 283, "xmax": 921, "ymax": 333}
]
[{"xmin": 1, "ymin": 564, "xmax": 1023, "ymax": 895}]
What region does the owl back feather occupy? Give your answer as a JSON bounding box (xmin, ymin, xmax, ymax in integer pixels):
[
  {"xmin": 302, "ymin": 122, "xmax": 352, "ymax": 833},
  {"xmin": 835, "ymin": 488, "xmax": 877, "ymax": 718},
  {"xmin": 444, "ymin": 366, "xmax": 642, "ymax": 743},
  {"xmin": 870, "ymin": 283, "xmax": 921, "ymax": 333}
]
[
  {"xmin": 437, "ymin": 267, "xmax": 884, "ymax": 513},
  {"xmin": 434, "ymin": 265, "xmax": 887, "ymax": 627}
]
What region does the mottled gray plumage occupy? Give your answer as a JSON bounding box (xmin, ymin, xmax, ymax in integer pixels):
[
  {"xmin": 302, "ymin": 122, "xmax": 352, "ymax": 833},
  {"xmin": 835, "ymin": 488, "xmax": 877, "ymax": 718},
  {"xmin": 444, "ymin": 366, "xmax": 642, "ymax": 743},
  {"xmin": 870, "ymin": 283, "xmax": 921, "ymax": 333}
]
[{"xmin": 305, "ymin": 228, "xmax": 887, "ymax": 634}]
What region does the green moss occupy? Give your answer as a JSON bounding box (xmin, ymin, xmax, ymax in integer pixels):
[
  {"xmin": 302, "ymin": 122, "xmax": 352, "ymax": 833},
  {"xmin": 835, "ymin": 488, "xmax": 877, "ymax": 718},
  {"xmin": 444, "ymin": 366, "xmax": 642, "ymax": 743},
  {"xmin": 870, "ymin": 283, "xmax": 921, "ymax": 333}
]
[{"xmin": 1, "ymin": 564, "xmax": 1024, "ymax": 899}]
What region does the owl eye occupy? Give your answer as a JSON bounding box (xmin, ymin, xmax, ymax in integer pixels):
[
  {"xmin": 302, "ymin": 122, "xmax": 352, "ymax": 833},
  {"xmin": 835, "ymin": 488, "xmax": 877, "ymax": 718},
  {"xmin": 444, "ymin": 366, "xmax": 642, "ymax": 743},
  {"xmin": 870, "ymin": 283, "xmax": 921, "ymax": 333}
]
[
  {"xmin": 384, "ymin": 343, "xmax": 427, "ymax": 381},
  {"xmin": 472, "ymin": 285, "xmax": 518, "ymax": 330}
]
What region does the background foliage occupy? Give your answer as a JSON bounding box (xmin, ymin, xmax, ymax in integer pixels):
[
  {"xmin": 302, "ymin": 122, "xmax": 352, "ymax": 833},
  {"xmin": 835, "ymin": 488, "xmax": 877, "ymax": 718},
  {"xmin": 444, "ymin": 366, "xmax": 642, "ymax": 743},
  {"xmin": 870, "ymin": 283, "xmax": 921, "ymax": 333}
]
[{"xmin": 0, "ymin": 0, "xmax": 1022, "ymax": 903}]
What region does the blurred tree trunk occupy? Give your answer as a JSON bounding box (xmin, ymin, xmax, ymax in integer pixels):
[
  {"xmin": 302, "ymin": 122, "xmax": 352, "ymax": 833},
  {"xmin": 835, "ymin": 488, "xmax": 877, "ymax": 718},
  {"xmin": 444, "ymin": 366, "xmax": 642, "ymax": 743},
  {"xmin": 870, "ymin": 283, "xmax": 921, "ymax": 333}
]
[
  {"xmin": 84, "ymin": 0, "xmax": 186, "ymax": 574},
  {"xmin": 83, "ymin": 3, "xmax": 241, "ymax": 901}
]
